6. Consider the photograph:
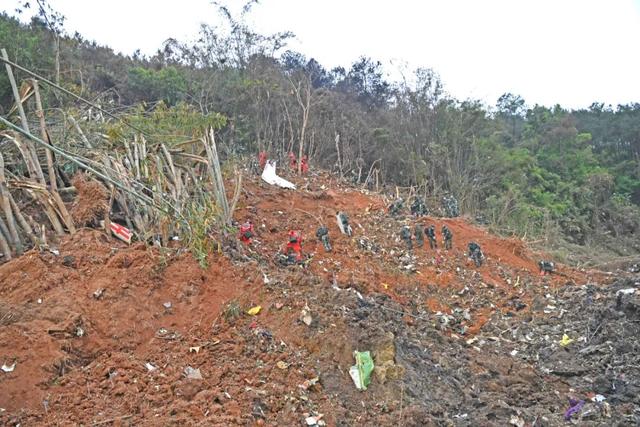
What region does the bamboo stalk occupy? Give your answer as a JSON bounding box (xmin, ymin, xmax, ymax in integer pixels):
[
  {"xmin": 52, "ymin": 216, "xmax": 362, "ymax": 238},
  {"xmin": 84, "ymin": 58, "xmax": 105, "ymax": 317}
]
[
  {"xmin": 203, "ymin": 128, "xmax": 229, "ymax": 223},
  {"xmin": 2, "ymin": 49, "xmax": 46, "ymax": 185},
  {"xmin": 68, "ymin": 115, "xmax": 93, "ymax": 149},
  {"xmin": 228, "ymin": 170, "xmax": 243, "ymax": 219},
  {"xmin": 31, "ymin": 79, "xmax": 76, "ymax": 234},
  {"xmin": 0, "ymin": 152, "xmax": 22, "ymax": 254},
  {"xmin": 9, "ymin": 179, "xmax": 66, "ymax": 236},
  {"xmin": 0, "ymin": 223, "xmax": 12, "ymax": 261},
  {"xmin": 8, "ymin": 193, "xmax": 38, "ymax": 245},
  {"xmin": 32, "ymin": 80, "xmax": 57, "ymax": 191},
  {"xmin": 2, "ymin": 48, "xmax": 30, "ymax": 133}
]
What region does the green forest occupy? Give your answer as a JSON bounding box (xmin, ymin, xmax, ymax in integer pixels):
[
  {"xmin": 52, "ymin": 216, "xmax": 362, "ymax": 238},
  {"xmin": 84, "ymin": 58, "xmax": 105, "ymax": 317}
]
[{"xmin": 1, "ymin": 4, "xmax": 639, "ymax": 263}]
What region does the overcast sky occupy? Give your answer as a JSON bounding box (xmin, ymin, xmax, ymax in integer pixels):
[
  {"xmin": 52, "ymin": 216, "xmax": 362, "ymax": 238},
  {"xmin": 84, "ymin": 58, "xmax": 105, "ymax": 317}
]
[{"xmin": 3, "ymin": 0, "xmax": 640, "ymax": 109}]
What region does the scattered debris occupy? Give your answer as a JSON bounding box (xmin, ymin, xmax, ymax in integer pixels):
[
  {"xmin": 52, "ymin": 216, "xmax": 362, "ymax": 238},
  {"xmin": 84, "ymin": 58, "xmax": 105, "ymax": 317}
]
[
  {"xmin": 300, "ymin": 304, "xmax": 313, "ymax": 326},
  {"xmin": 559, "ymin": 334, "xmax": 574, "ymax": 347},
  {"xmin": 305, "ymin": 414, "xmax": 325, "ymax": 426},
  {"xmin": 144, "ymin": 362, "xmax": 157, "ymax": 372},
  {"xmin": 564, "ymin": 398, "xmax": 585, "ymax": 421},
  {"xmin": 349, "ymin": 351, "xmax": 374, "ymax": 391},
  {"xmin": 247, "ymin": 306, "xmax": 262, "ymax": 316},
  {"xmin": 299, "ymin": 377, "xmax": 319, "ymax": 391},
  {"xmin": 183, "ymin": 366, "xmax": 203, "ymax": 380},
  {"xmin": 1, "ymin": 362, "xmax": 16, "ymax": 373},
  {"xmin": 261, "ymin": 160, "xmax": 296, "ymax": 189}
]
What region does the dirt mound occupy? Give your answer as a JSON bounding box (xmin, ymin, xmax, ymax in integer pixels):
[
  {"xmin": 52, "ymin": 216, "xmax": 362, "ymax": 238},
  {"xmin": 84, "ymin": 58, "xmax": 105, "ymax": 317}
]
[
  {"xmin": 70, "ymin": 173, "xmax": 108, "ymax": 226},
  {"xmin": 0, "ymin": 170, "xmax": 626, "ymax": 426}
]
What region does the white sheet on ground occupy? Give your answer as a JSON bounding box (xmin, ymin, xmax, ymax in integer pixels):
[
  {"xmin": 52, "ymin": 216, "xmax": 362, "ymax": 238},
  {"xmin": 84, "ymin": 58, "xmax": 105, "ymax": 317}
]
[{"xmin": 261, "ymin": 160, "xmax": 296, "ymax": 189}]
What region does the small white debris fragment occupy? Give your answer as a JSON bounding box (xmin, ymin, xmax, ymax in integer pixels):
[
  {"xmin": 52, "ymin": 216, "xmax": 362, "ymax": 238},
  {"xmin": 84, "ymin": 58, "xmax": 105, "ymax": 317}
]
[
  {"xmin": 301, "ymin": 305, "xmax": 313, "ymax": 326},
  {"xmin": 1, "ymin": 362, "xmax": 16, "ymax": 373},
  {"xmin": 37, "ymin": 298, "xmax": 42, "ymax": 304},
  {"xmin": 145, "ymin": 362, "xmax": 157, "ymax": 371},
  {"xmin": 184, "ymin": 366, "xmax": 203, "ymax": 380},
  {"xmin": 616, "ymin": 288, "xmax": 636, "ymax": 295},
  {"xmin": 163, "ymin": 302, "xmax": 172, "ymax": 309},
  {"xmin": 306, "ymin": 414, "xmax": 324, "ymax": 425}
]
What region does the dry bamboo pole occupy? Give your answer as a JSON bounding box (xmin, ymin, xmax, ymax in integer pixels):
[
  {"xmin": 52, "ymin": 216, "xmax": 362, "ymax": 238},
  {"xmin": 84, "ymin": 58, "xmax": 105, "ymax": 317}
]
[
  {"xmin": 4, "ymin": 133, "xmax": 40, "ymax": 180},
  {"xmin": 2, "ymin": 48, "xmax": 44, "ymax": 185},
  {"xmin": 161, "ymin": 144, "xmax": 181, "ymax": 197},
  {"xmin": 203, "ymin": 128, "xmax": 229, "ymax": 224},
  {"xmin": 0, "ymin": 210, "xmax": 11, "ymax": 242},
  {"xmin": 32, "ymin": 80, "xmax": 56, "ymax": 191},
  {"xmin": 2, "ymin": 49, "xmax": 30, "ymax": 133},
  {"xmin": 67, "ymin": 115, "xmax": 92, "ymax": 149},
  {"xmin": 8, "ymin": 193, "xmax": 38, "ymax": 245},
  {"xmin": 228, "ymin": 170, "xmax": 243, "ymax": 219},
  {"xmin": 0, "ymin": 152, "xmax": 22, "ymax": 254},
  {"xmin": 5, "ymin": 135, "xmax": 66, "ymax": 236},
  {"xmin": 0, "ymin": 222, "xmax": 11, "ymax": 261},
  {"xmin": 31, "ymin": 79, "xmax": 76, "ymax": 234}
]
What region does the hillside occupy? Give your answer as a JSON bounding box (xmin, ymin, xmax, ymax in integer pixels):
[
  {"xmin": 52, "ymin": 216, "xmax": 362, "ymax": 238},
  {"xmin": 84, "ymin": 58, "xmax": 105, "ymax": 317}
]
[
  {"xmin": 1, "ymin": 170, "xmax": 637, "ymax": 426},
  {"xmin": 1, "ymin": 9, "xmax": 640, "ymax": 261}
]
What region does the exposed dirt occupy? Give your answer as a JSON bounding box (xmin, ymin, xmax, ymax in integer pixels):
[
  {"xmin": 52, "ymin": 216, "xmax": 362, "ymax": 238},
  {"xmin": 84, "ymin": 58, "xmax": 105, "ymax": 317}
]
[
  {"xmin": 1, "ymin": 170, "xmax": 633, "ymax": 426},
  {"xmin": 69, "ymin": 173, "xmax": 109, "ymax": 226}
]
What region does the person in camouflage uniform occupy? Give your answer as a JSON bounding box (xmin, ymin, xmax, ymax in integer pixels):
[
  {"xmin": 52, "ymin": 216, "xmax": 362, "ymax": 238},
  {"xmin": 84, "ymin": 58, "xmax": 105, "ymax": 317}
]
[
  {"xmin": 538, "ymin": 260, "xmax": 555, "ymax": 276},
  {"xmin": 426, "ymin": 225, "xmax": 437, "ymax": 249},
  {"xmin": 400, "ymin": 225, "xmax": 413, "ymax": 250},
  {"xmin": 414, "ymin": 223, "xmax": 425, "ymax": 248},
  {"xmin": 316, "ymin": 225, "xmax": 332, "ymax": 252},
  {"xmin": 442, "ymin": 225, "xmax": 453, "ymax": 250},
  {"xmin": 468, "ymin": 242, "xmax": 484, "ymax": 267},
  {"xmin": 336, "ymin": 211, "xmax": 353, "ymax": 236},
  {"xmin": 389, "ymin": 198, "xmax": 404, "ymax": 217},
  {"xmin": 442, "ymin": 194, "xmax": 460, "ymax": 217},
  {"xmin": 410, "ymin": 197, "xmax": 428, "ymax": 216}
]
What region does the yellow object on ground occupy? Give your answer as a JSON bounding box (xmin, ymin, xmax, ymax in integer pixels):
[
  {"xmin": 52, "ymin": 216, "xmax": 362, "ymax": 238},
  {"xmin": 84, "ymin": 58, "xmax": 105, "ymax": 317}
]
[
  {"xmin": 247, "ymin": 306, "xmax": 262, "ymax": 315},
  {"xmin": 559, "ymin": 334, "xmax": 574, "ymax": 347}
]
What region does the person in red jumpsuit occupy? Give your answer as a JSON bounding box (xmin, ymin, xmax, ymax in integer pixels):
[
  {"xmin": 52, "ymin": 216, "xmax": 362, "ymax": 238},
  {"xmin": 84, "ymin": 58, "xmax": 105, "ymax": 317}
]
[
  {"xmin": 239, "ymin": 221, "xmax": 254, "ymax": 244},
  {"xmin": 285, "ymin": 230, "xmax": 303, "ymax": 262}
]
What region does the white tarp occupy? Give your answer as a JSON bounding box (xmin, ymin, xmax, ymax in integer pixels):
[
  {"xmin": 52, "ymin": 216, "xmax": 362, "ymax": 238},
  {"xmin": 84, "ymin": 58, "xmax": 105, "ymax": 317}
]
[{"xmin": 261, "ymin": 160, "xmax": 296, "ymax": 189}]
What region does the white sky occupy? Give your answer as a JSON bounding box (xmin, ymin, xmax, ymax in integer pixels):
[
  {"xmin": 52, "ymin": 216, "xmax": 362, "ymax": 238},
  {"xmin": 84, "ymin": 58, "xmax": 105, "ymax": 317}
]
[{"xmin": 3, "ymin": 0, "xmax": 640, "ymax": 109}]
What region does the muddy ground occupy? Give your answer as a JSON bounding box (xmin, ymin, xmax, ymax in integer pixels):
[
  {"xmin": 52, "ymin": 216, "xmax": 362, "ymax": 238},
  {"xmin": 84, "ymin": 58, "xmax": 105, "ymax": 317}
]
[{"xmin": 0, "ymin": 171, "xmax": 637, "ymax": 426}]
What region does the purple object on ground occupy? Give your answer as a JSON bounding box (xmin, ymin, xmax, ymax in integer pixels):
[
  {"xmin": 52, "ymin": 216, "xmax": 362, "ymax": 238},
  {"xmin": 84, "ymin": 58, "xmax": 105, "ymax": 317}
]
[{"xmin": 564, "ymin": 398, "xmax": 585, "ymax": 420}]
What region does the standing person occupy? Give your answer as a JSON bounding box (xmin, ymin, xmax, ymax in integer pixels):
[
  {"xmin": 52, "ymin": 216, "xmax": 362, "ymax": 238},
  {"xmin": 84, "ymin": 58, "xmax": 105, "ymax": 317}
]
[
  {"xmin": 426, "ymin": 225, "xmax": 437, "ymax": 249},
  {"xmin": 538, "ymin": 261, "xmax": 555, "ymax": 276},
  {"xmin": 285, "ymin": 230, "xmax": 303, "ymax": 263},
  {"xmin": 389, "ymin": 198, "xmax": 404, "ymax": 217},
  {"xmin": 468, "ymin": 242, "xmax": 484, "ymax": 267},
  {"xmin": 411, "ymin": 197, "xmax": 428, "ymax": 216},
  {"xmin": 336, "ymin": 211, "xmax": 353, "ymax": 236},
  {"xmin": 442, "ymin": 225, "xmax": 453, "ymax": 250},
  {"xmin": 414, "ymin": 223, "xmax": 425, "ymax": 248},
  {"xmin": 238, "ymin": 220, "xmax": 254, "ymax": 244},
  {"xmin": 316, "ymin": 225, "xmax": 332, "ymax": 252},
  {"xmin": 400, "ymin": 225, "xmax": 413, "ymax": 250}
]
